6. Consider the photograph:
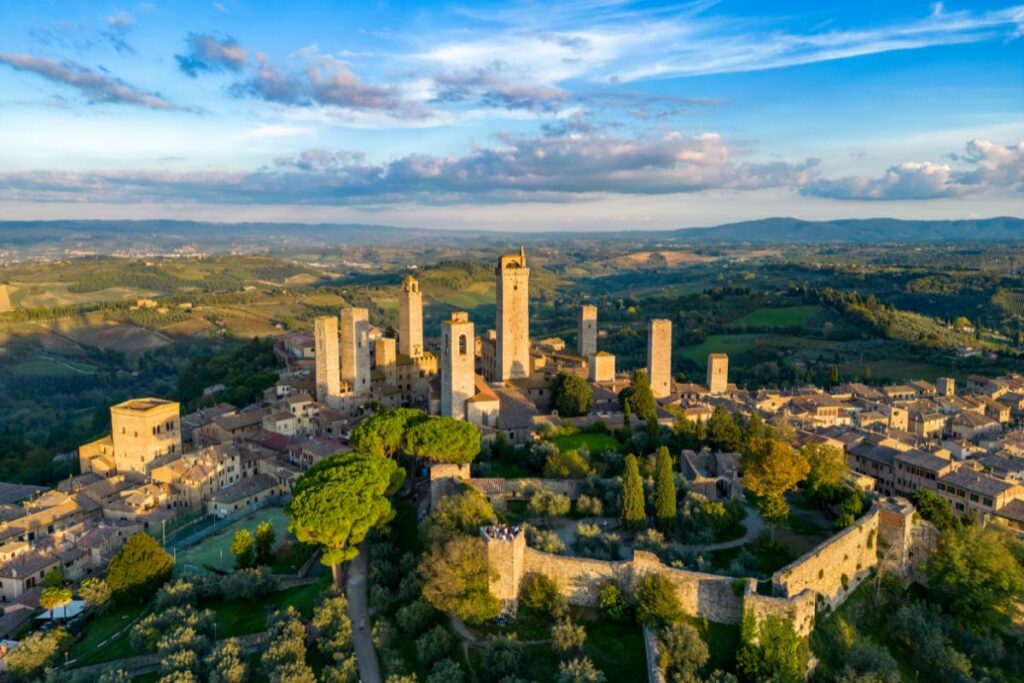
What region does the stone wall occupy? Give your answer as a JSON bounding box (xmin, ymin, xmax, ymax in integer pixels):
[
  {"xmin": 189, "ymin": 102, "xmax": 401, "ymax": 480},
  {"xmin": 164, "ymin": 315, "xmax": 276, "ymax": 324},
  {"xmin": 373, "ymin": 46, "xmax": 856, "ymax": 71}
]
[
  {"xmin": 519, "ymin": 548, "xmax": 745, "ymax": 625},
  {"xmin": 743, "ymin": 586, "xmax": 817, "ymax": 638},
  {"xmin": 771, "ymin": 508, "xmax": 881, "ymax": 610}
]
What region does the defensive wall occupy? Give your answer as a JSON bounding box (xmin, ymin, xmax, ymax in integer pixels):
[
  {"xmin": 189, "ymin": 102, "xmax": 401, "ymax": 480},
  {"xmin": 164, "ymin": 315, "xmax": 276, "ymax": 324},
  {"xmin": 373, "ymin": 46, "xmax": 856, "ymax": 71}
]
[{"xmin": 481, "ymin": 496, "xmax": 932, "ymax": 637}]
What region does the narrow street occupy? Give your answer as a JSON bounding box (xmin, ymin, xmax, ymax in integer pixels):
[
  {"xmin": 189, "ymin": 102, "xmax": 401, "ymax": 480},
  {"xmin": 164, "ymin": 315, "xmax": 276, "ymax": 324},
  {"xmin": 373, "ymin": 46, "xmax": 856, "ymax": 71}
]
[{"xmin": 346, "ymin": 546, "xmax": 382, "ymax": 683}]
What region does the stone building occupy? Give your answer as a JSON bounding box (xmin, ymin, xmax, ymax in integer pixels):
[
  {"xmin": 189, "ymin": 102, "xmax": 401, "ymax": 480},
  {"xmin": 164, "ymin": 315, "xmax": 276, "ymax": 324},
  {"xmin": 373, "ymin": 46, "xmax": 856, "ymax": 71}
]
[
  {"xmin": 314, "ymin": 315, "xmax": 341, "ymax": 405},
  {"xmin": 375, "ymin": 337, "xmax": 397, "ymax": 387},
  {"xmin": 496, "ymin": 247, "xmax": 531, "ymax": 381},
  {"xmin": 79, "ymin": 398, "xmax": 181, "ymax": 478},
  {"xmin": 399, "ymin": 274, "xmax": 424, "ymax": 359},
  {"xmin": 589, "ymin": 351, "xmax": 616, "ymax": 383},
  {"xmin": 647, "ymin": 319, "xmax": 673, "ymax": 399},
  {"xmin": 707, "ymin": 353, "xmax": 729, "ymax": 395},
  {"xmin": 442, "ymin": 312, "xmax": 475, "ymax": 420},
  {"xmin": 341, "ymin": 307, "xmax": 370, "ymax": 395},
  {"xmin": 578, "ymin": 305, "xmax": 597, "ymax": 358}
]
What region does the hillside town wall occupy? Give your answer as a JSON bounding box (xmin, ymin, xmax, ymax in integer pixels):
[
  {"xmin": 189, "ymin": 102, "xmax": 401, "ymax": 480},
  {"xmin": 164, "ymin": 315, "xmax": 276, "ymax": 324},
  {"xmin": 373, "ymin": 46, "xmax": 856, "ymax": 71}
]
[
  {"xmin": 771, "ymin": 508, "xmax": 881, "ymax": 610},
  {"xmin": 484, "ymin": 497, "xmax": 927, "ymax": 637}
]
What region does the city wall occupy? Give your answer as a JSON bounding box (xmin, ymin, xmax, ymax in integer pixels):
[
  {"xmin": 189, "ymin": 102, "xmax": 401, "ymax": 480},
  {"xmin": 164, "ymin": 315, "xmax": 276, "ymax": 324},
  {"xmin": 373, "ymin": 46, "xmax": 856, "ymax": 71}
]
[{"xmin": 484, "ymin": 497, "xmax": 928, "ymax": 637}]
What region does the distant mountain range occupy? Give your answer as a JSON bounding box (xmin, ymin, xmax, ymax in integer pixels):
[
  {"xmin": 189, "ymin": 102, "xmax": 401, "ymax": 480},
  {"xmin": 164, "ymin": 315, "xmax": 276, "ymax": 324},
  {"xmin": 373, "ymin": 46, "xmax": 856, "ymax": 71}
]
[
  {"xmin": 665, "ymin": 216, "xmax": 1024, "ymax": 243},
  {"xmin": 1, "ymin": 216, "xmax": 1021, "ymax": 254}
]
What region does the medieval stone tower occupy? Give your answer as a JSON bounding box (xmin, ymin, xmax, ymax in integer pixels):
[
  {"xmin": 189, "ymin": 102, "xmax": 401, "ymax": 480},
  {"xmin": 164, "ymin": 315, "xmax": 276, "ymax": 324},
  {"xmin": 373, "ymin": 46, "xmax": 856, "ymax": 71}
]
[
  {"xmin": 578, "ymin": 305, "xmax": 597, "ymax": 358},
  {"xmin": 707, "ymin": 353, "xmax": 729, "ymax": 395},
  {"xmin": 314, "ymin": 315, "xmax": 341, "ymax": 404},
  {"xmin": 341, "ymin": 307, "xmax": 370, "ymax": 394},
  {"xmin": 647, "ymin": 318, "xmax": 673, "ymax": 398},
  {"xmin": 399, "ymin": 274, "xmax": 423, "ymax": 359},
  {"xmin": 496, "ymin": 246, "xmax": 530, "ymax": 381},
  {"xmin": 375, "ymin": 337, "xmax": 397, "ymax": 387},
  {"xmin": 442, "ymin": 312, "xmax": 475, "ymax": 420}
]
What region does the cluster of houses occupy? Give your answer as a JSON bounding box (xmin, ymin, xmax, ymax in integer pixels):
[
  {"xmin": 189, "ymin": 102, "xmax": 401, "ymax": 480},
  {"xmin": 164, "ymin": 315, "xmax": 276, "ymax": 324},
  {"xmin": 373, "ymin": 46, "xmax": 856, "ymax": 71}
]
[{"xmin": 3, "ymin": 246, "xmax": 1023, "ymax": 642}]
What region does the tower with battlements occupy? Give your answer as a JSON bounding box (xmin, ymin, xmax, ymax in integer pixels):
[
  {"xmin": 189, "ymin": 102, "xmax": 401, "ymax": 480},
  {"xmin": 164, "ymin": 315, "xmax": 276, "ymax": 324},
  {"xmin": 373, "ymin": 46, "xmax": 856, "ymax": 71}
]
[
  {"xmin": 578, "ymin": 305, "xmax": 597, "ymax": 358},
  {"xmin": 496, "ymin": 246, "xmax": 531, "ymax": 381},
  {"xmin": 707, "ymin": 353, "xmax": 729, "ymax": 395},
  {"xmin": 442, "ymin": 312, "xmax": 475, "ymax": 420},
  {"xmin": 399, "ymin": 274, "xmax": 423, "ymax": 359},
  {"xmin": 314, "ymin": 315, "xmax": 341, "ymax": 404},
  {"xmin": 647, "ymin": 319, "xmax": 672, "ymax": 399},
  {"xmin": 341, "ymin": 307, "xmax": 370, "ymax": 394}
]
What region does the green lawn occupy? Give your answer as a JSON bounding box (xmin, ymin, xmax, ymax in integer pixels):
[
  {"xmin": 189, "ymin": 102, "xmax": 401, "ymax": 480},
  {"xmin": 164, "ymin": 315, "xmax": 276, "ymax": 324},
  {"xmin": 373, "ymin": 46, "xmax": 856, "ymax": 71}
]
[
  {"xmin": 174, "ymin": 507, "xmax": 291, "ymax": 575},
  {"xmin": 550, "ymin": 432, "xmax": 621, "ymax": 454},
  {"xmin": 68, "ymin": 601, "xmax": 146, "ymax": 666},
  {"xmin": 688, "ymin": 616, "xmax": 742, "ymax": 674},
  {"xmin": 730, "ymin": 305, "xmax": 823, "ymax": 329},
  {"xmin": 11, "ymin": 356, "xmax": 98, "ymax": 377},
  {"xmin": 210, "ymin": 575, "xmax": 330, "ymax": 637}
]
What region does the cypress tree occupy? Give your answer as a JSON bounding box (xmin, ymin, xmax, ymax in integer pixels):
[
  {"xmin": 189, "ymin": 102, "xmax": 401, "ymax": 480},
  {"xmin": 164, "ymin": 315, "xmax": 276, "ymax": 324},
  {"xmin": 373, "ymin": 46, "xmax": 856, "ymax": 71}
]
[
  {"xmin": 621, "ymin": 454, "xmax": 646, "ymax": 531},
  {"xmin": 653, "ymin": 446, "xmax": 676, "ymax": 531}
]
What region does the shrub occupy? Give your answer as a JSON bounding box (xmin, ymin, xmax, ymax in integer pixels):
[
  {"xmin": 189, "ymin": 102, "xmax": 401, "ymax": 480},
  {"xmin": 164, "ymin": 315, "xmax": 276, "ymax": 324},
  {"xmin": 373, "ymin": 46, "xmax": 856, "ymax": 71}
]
[
  {"xmin": 635, "ymin": 573, "xmax": 684, "ymax": 627},
  {"xmin": 524, "ymin": 524, "xmax": 566, "ymax": 554},
  {"xmin": 658, "ymin": 621, "xmax": 709, "ymax": 683},
  {"xmin": 519, "ymin": 573, "xmax": 567, "ymax": 617},
  {"xmin": 415, "ymin": 624, "xmax": 453, "ymax": 665},
  {"xmin": 221, "ymin": 566, "xmax": 278, "ymax": 601},
  {"xmin": 575, "ymin": 495, "xmax": 604, "ymax": 517},
  {"xmin": 528, "ymin": 489, "xmax": 572, "ymax": 520},
  {"xmin": 597, "ymin": 580, "xmax": 630, "ymax": 621},
  {"xmin": 544, "ymin": 449, "xmax": 593, "ymax": 479},
  {"xmin": 552, "ymin": 619, "xmax": 587, "ymax": 653},
  {"xmin": 426, "ymin": 658, "xmax": 464, "ymax": 683},
  {"xmin": 6, "ymin": 628, "xmax": 70, "ymax": 681},
  {"xmin": 558, "ymin": 656, "xmax": 606, "ymax": 683},
  {"xmin": 479, "ymin": 635, "xmax": 525, "ymax": 682}
]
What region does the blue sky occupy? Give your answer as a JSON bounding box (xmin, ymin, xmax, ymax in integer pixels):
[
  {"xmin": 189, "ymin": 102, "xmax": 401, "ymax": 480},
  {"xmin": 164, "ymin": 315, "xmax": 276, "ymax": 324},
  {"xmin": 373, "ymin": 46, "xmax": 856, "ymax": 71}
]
[{"xmin": 0, "ymin": 0, "xmax": 1021, "ymax": 230}]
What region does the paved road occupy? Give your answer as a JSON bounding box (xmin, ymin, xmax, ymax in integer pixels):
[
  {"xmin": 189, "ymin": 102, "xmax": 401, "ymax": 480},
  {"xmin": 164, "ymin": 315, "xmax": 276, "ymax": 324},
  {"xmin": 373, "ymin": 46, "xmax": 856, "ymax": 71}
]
[
  {"xmin": 681, "ymin": 504, "xmax": 767, "ymax": 551},
  {"xmin": 346, "ymin": 546, "xmax": 382, "ymax": 683}
]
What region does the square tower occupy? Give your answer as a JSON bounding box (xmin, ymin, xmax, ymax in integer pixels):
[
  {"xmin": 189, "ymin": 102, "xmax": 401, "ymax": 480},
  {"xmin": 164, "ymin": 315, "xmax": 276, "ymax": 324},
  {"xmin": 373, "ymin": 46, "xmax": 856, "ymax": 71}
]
[
  {"xmin": 399, "ymin": 274, "xmax": 423, "ymax": 359},
  {"xmin": 647, "ymin": 318, "xmax": 673, "ymax": 399},
  {"xmin": 578, "ymin": 305, "xmax": 598, "ymax": 358},
  {"xmin": 341, "ymin": 307, "xmax": 370, "ymax": 394},
  {"xmin": 937, "ymin": 377, "xmax": 956, "ymax": 397},
  {"xmin": 496, "ymin": 247, "xmax": 530, "ymax": 381},
  {"xmin": 442, "ymin": 312, "xmax": 475, "ymax": 420},
  {"xmin": 375, "ymin": 337, "xmax": 397, "ymax": 386},
  {"xmin": 589, "ymin": 351, "xmax": 615, "ymax": 383},
  {"xmin": 707, "ymin": 353, "xmax": 729, "ymax": 395},
  {"xmin": 110, "ymin": 398, "xmax": 181, "ymax": 475},
  {"xmin": 314, "ymin": 315, "xmax": 341, "ymax": 404}
]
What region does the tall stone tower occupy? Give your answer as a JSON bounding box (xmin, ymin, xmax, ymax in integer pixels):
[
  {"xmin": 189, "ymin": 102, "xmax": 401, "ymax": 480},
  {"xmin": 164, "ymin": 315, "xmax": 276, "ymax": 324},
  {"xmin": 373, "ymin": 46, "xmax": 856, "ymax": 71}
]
[
  {"xmin": 340, "ymin": 307, "xmax": 370, "ymax": 394},
  {"xmin": 110, "ymin": 398, "xmax": 181, "ymax": 475},
  {"xmin": 578, "ymin": 305, "xmax": 597, "ymax": 358},
  {"xmin": 647, "ymin": 319, "xmax": 672, "ymax": 399},
  {"xmin": 937, "ymin": 377, "xmax": 956, "ymax": 397},
  {"xmin": 707, "ymin": 353, "xmax": 729, "ymax": 395},
  {"xmin": 376, "ymin": 337, "xmax": 397, "ymax": 387},
  {"xmin": 496, "ymin": 246, "xmax": 530, "ymax": 381},
  {"xmin": 442, "ymin": 312, "xmax": 475, "ymax": 420},
  {"xmin": 314, "ymin": 315, "xmax": 341, "ymax": 404},
  {"xmin": 399, "ymin": 274, "xmax": 423, "ymax": 359}
]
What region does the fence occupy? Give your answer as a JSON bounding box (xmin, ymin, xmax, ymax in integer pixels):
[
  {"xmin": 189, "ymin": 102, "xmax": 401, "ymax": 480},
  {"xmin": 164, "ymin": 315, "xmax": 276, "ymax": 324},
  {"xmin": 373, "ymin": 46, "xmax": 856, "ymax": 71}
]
[{"xmin": 165, "ymin": 495, "xmax": 289, "ymax": 552}]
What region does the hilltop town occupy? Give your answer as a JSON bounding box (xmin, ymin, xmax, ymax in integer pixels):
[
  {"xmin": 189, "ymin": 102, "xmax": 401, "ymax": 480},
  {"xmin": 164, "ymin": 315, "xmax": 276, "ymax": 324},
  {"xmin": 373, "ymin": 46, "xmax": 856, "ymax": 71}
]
[{"xmin": 0, "ymin": 247, "xmax": 1022, "ymax": 682}]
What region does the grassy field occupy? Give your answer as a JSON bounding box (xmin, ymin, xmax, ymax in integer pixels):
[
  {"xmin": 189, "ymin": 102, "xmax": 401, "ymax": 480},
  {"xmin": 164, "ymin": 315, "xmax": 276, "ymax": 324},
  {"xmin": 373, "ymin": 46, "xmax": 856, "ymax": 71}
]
[
  {"xmin": 729, "ymin": 305, "xmax": 823, "ymax": 329},
  {"xmin": 433, "ymin": 281, "xmax": 495, "ymax": 310},
  {"xmin": 67, "ymin": 601, "xmax": 146, "ymax": 666},
  {"xmin": 209, "ymin": 575, "xmax": 330, "ymax": 637},
  {"xmin": 839, "ymin": 358, "xmax": 955, "ymax": 383},
  {"xmin": 175, "ymin": 507, "xmax": 292, "ymax": 575},
  {"xmin": 10, "ymin": 356, "xmax": 98, "ymax": 376},
  {"xmin": 550, "ymin": 432, "xmax": 621, "ymax": 454}
]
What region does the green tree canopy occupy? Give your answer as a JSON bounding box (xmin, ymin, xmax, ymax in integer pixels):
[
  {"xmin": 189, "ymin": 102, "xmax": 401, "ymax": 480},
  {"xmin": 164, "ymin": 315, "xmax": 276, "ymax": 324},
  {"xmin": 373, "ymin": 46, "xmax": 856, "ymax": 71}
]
[
  {"xmin": 620, "ymin": 370, "xmax": 658, "ymax": 422},
  {"xmin": 927, "ymin": 525, "xmax": 1024, "ymax": 630},
  {"xmin": 653, "ymin": 446, "xmax": 677, "ymax": 531},
  {"xmin": 553, "ymin": 372, "xmax": 595, "ymax": 418},
  {"xmin": 742, "ymin": 437, "xmax": 809, "ymax": 526},
  {"xmin": 254, "ymin": 520, "xmax": 277, "ymax": 566},
  {"xmin": 420, "ymin": 535, "xmax": 500, "ymax": 624},
  {"xmin": 910, "ymin": 488, "xmax": 959, "ymax": 533},
  {"xmin": 231, "ymin": 529, "xmax": 255, "ymax": 570},
  {"xmin": 107, "ymin": 532, "xmax": 174, "ymax": 602},
  {"xmin": 286, "ymin": 451, "xmax": 405, "ymax": 585},
  {"xmin": 802, "ymin": 443, "xmax": 849, "ymax": 498},
  {"xmin": 635, "ymin": 573, "xmax": 685, "ymax": 627},
  {"xmin": 737, "ymin": 614, "xmax": 808, "ymax": 683},
  {"xmin": 430, "ymin": 488, "xmax": 497, "ymax": 540},
  {"xmin": 350, "ymin": 408, "xmax": 427, "ymax": 458},
  {"xmin": 621, "ymin": 454, "xmax": 646, "ymax": 531},
  {"xmin": 405, "ymin": 417, "xmax": 482, "ymax": 465},
  {"xmin": 707, "ymin": 407, "xmax": 743, "ymax": 453}
]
